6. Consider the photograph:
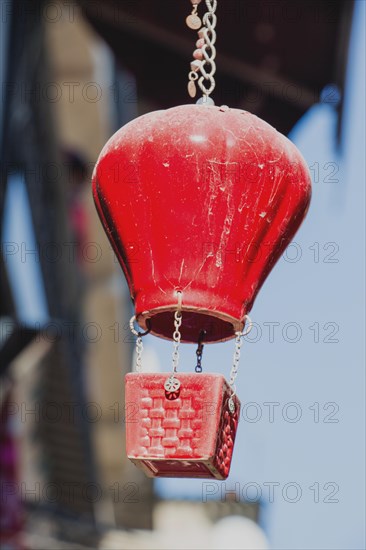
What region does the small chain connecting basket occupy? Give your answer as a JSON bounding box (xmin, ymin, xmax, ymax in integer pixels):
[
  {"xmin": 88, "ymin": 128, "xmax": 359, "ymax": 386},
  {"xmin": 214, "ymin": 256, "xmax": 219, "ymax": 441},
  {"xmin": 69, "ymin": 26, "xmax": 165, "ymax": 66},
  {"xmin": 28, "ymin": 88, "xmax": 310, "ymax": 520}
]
[{"xmin": 126, "ymin": 296, "xmax": 251, "ymax": 479}]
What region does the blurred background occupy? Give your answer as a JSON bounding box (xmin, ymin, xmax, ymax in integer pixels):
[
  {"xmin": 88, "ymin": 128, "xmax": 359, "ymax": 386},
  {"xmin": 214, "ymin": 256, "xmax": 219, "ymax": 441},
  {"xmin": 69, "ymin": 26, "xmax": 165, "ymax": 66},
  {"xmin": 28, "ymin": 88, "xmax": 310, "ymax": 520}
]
[{"xmin": 0, "ymin": 1, "xmax": 365, "ymax": 549}]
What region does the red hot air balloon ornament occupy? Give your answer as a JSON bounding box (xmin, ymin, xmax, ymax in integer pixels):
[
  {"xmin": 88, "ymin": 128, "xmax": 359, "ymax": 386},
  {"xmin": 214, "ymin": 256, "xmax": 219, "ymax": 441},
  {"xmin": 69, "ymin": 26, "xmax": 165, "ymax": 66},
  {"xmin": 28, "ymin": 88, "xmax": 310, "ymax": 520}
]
[{"xmin": 92, "ymin": 0, "xmax": 311, "ymax": 480}]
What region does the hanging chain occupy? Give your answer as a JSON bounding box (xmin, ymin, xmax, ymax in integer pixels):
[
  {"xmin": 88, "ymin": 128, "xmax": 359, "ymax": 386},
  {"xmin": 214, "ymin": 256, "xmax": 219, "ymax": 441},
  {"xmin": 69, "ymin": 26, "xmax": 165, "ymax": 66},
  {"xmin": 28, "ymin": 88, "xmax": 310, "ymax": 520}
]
[
  {"xmin": 164, "ymin": 297, "xmax": 183, "ymax": 399},
  {"xmin": 228, "ymin": 315, "xmax": 253, "ymax": 413},
  {"xmin": 195, "ymin": 330, "xmax": 206, "ymax": 373},
  {"xmin": 198, "ymin": 0, "xmax": 217, "ymax": 100},
  {"xmin": 187, "ymin": 0, "xmax": 217, "ymax": 104},
  {"xmin": 195, "ymin": 343, "xmax": 203, "ymax": 373},
  {"xmin": 172, "ymin": 310, "xmax": 182, "ymax": 375},
  {"xmin": 129, "ymin": 315, "xmax": 151, "ymax": 373},
  {"xmin": 135, "ymin": 335, "xmax": 143, "ymax": 372}
]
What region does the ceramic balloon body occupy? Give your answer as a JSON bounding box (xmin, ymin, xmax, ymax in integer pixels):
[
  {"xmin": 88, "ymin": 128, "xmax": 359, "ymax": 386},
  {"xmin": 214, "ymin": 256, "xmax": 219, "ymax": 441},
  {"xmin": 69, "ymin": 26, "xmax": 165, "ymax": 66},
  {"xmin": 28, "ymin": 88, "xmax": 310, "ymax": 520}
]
[{"xmin": 93, "ymin": 104, "xmax": 311, "ymax": 343}]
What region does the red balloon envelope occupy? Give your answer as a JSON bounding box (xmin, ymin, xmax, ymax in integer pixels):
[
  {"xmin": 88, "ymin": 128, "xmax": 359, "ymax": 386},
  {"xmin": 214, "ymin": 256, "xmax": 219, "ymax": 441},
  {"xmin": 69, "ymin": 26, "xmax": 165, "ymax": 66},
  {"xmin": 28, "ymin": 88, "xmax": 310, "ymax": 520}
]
[{"xmin": 93, "ymin": 104, "xmax": 311, "ymax": 343}]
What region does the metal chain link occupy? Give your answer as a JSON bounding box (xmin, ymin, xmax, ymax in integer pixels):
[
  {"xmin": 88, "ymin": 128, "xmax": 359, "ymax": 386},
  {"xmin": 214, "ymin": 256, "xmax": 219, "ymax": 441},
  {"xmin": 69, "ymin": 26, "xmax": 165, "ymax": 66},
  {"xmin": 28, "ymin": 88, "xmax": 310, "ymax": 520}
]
[
  {"xmin": 129, "ymin": 315, "xmax": 151, "ymax": 373},
  {"xmin": 195, "ymin": 345, "xmax": 203, "ymax": 373},
  {"xmin": 164, "ymin": 308, "xmax": 183, "ymax": 397},
  {"xmin": 172, "ymin": 310, "xmax": 182, "ymax": 374},
  {"xmin": 195, "ymin": 330, "xmax": 206, "ymax": 373},
  {"xmin": 228, "ymin": 315, "xmax": 253, "ymax": 413},
  {"xmin": 187, "ymin": 0, "xmax": 217, "ymax": 103},
  {"xmin": 198, "ymin": 0, "xmax": 217, "ymax": 100},
  {"xmin": 135, "ymin": 335, "xmax": 143, "ymax": 373}
]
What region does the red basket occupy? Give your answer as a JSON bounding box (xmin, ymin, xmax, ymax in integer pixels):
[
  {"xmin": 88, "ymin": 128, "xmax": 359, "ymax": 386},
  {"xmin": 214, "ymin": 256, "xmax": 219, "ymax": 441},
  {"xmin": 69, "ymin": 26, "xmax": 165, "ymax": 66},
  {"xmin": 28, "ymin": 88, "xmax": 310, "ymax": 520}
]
[{"xmin": 125, "ymin": 372, "xmax": 240, "ymax": 479}]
